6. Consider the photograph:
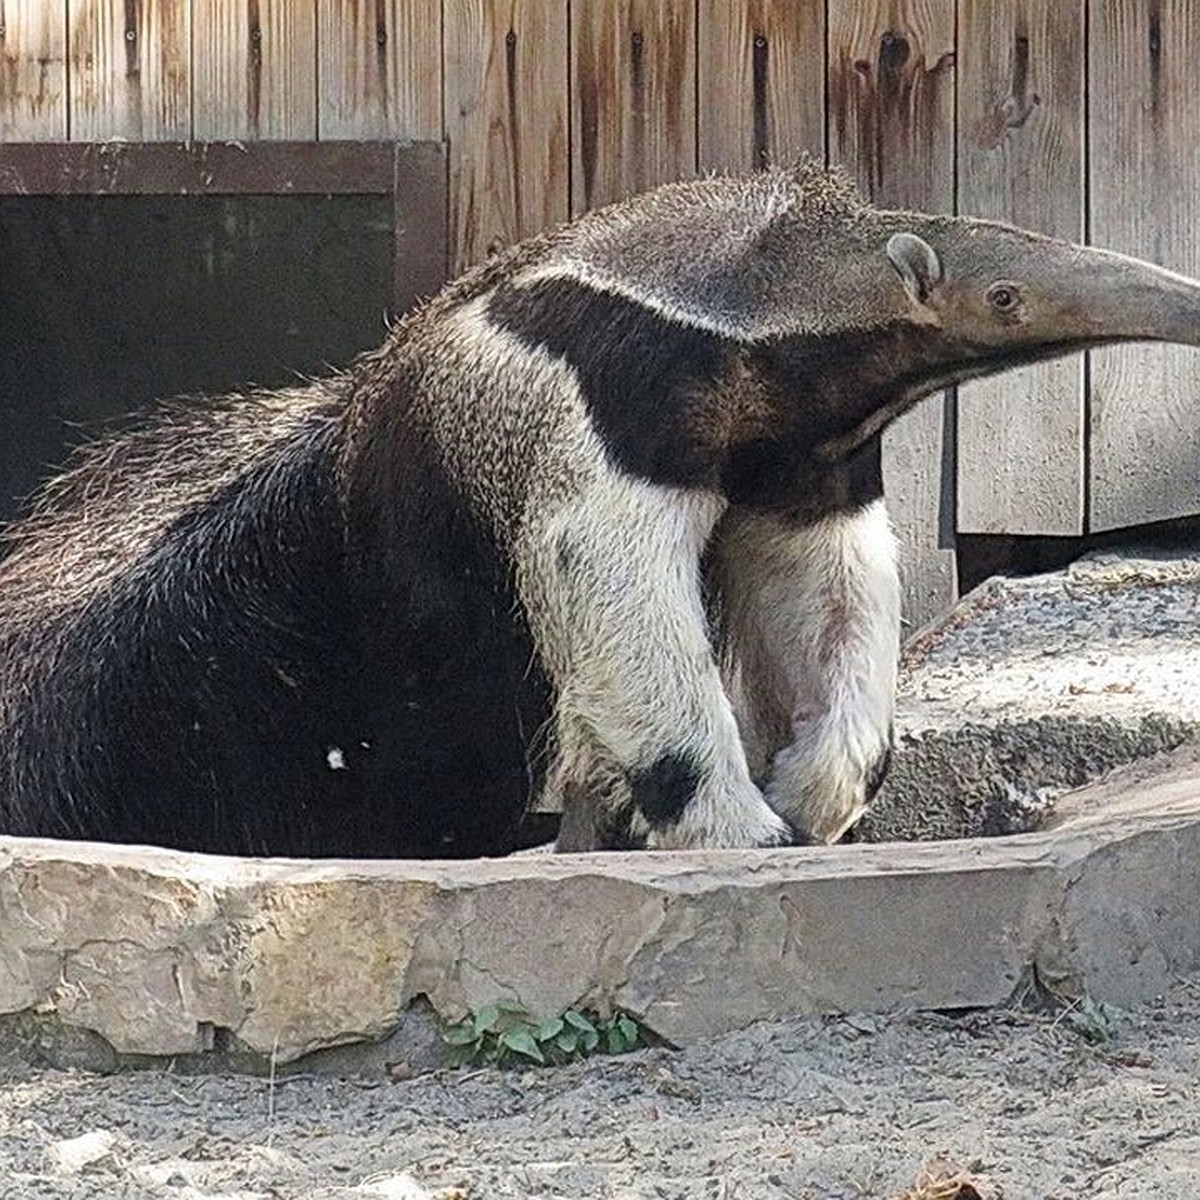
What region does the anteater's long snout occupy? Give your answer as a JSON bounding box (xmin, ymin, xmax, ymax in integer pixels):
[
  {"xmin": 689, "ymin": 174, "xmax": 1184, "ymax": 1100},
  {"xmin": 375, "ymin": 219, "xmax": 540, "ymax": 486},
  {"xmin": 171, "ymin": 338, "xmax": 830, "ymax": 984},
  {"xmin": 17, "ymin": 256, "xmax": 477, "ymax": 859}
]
[{"xmin": 1076, "ymin": 246, "xmax": 1200, "ymax": 348}]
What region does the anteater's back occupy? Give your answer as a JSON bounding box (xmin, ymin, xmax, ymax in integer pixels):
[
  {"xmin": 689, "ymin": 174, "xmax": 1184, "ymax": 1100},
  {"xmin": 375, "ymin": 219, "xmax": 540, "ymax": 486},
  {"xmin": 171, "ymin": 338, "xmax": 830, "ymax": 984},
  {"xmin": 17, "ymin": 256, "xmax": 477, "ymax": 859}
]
[{"xmin": 0, "ymin": 384, "xmax": 370, "ymax": 856}]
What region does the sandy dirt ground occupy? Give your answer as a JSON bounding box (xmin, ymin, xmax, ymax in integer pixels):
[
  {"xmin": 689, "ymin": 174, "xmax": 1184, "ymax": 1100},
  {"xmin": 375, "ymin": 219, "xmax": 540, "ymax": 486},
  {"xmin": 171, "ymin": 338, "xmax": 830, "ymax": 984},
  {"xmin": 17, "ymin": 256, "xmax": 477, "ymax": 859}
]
[{"xmin": 2, "ymin": 980, "xmax": 1199, "ymax": 1200}]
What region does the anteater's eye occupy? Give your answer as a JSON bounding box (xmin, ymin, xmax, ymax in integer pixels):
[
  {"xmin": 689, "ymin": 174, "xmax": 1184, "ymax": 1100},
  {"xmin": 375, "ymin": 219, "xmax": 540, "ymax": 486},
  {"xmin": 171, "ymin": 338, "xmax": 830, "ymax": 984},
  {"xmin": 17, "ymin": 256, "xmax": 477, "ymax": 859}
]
[{"xmin": 987, "ymin": 282, "xmax": 1022, "ymax": 313}]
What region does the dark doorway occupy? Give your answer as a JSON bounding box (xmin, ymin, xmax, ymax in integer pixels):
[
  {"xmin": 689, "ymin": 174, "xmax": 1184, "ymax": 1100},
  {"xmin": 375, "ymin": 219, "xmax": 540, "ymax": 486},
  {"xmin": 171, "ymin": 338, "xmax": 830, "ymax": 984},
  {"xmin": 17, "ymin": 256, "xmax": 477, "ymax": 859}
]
[
  {"xmin": 0, "ymin": 141, "xmax": 447, "ymax": 526},
  {"xmin": 0, "ymin": 193, "xmax": 395, "ymax": 520}
]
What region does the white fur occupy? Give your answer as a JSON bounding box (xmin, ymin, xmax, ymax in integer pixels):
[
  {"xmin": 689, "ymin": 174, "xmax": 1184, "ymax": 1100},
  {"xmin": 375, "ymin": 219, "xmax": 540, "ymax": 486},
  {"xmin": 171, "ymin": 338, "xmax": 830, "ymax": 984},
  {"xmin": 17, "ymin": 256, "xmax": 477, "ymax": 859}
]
[
  {"xmin": 710, "ymin": 499, "xmax": 899, "ymax": 842},
  {"xmin": 519, "ymin": 261, "xmax": 763, "ymax": 342},
  {"xmin": 516, "ymin": 457, "xmax": 789, "ymax": 851}
]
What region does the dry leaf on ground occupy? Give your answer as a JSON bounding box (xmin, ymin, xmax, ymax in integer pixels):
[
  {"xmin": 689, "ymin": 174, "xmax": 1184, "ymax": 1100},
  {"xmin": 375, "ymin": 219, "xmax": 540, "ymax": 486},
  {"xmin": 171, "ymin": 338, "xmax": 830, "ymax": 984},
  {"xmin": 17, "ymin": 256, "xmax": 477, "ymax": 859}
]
[{"xmin": 896, "ymin": 1157, "xmax": 1003, "ymax": 1200}]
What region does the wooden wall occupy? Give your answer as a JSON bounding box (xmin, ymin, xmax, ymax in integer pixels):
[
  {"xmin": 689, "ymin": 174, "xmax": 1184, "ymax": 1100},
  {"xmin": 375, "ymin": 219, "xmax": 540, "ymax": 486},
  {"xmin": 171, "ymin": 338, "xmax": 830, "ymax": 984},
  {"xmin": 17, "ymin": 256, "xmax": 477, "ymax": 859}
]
[{"xmin": 2, "ymin": 1, "xmax": 1199, "ymax": 628}]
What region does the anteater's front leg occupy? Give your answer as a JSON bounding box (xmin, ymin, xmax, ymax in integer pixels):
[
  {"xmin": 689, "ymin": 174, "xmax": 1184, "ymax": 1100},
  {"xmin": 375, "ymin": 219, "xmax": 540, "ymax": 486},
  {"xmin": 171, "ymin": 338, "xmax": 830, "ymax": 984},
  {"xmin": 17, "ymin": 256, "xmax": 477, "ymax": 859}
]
[
  {"xmin": 708, "ymin": 498, "xmax": 899, "ymax": 843},
  {"xmin": 519, "ymin": 473, "xmax": 791, "ymax": 852}
]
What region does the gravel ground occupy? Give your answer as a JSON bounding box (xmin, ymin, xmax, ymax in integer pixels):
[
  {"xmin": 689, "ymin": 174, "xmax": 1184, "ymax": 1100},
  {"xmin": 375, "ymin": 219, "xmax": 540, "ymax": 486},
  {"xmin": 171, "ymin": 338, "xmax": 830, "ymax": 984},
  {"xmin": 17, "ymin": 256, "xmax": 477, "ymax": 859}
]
[
  {"xmin": 899, "ymin": 550, "xmax": 1200, "ymax": 731},
  {"xmin": 3, "ymin": 979, "xmax": 1200, "ymax": 1199}
]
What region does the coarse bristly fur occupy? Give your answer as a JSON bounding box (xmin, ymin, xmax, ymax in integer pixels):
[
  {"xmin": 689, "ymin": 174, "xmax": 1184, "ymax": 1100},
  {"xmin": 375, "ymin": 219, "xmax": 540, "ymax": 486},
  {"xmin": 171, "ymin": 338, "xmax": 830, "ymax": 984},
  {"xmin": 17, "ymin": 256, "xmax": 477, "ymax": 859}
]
[{"xmin": 4, "ymin": 158, "xmax": 1200, "ymax": 857}]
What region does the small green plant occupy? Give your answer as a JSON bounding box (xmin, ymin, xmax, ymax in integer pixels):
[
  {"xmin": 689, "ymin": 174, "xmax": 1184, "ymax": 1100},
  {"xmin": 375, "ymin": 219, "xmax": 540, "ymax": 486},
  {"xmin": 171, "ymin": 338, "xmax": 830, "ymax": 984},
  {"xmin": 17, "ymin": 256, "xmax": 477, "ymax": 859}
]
[
  {"xmin": 1061, "ymin": 996, "xmax": 1122, "ymax": 1045},
  {"xmin": 441, "ymin": 1000, "xmax": 643, "ymax": 1067}
]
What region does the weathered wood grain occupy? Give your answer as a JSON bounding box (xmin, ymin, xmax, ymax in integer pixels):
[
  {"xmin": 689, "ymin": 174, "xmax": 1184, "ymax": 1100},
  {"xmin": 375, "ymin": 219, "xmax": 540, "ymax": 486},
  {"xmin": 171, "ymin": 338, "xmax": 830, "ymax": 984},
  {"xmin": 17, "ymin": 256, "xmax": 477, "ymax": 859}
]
[
  {"xmin": 571, "ymin": 0, "xmax": 696, "ymax": 215},
  {"xmin": 317, "ymin": 0, "xmax": 441, "ymax": 140},
  {"xmin": 956, "ymin": 0, "xmax": 1085, "ymax": 536},
  {"xmin": 697, "ymin": 0, "xmax": 825, "ymax": 173},
  {"xmin": 828, "ymin": 0, "xmax": 955, "ymax": 208},
  {"xmin": 0, "ymin": 0, "xmax": 69, "ymax": 140},
  {"xmin": 444, "ymin": 0, "xmax": 569, "ymax": 271},
  {"xmin": 1088, "ymin": 0, "xmax": 1200, "ymax": 530},
  {"xmin": 827, "ymin": 0, "xmax": 957, "ymax": 629},
  {"xmin": 68, "ymin": 0, "xmax": 191, "ymax": 139},
  {"xmin": 193, "ymin": 0, "xmax": 317, "ymax": 139}
]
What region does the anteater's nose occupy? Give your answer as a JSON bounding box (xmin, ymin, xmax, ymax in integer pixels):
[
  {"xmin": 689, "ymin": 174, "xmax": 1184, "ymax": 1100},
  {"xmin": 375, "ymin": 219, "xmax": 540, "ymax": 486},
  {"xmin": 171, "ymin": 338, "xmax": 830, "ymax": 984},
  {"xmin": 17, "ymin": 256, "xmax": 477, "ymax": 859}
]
[{"xmin": 1076, "ymin": 247, "xmax": 1200, "ymax": 348}]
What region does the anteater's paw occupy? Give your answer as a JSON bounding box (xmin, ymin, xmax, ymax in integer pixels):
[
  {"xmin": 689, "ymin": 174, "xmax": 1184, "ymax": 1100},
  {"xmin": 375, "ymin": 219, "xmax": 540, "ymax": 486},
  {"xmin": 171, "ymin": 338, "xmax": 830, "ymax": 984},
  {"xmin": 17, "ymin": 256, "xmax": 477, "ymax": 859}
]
[
  {"xmin": 764, "ymin": 722, "xmax": 893, "ymax": 844},
  {"xmin": 641, "ymin": 775, "xmax": 793, "ymax": 850}
]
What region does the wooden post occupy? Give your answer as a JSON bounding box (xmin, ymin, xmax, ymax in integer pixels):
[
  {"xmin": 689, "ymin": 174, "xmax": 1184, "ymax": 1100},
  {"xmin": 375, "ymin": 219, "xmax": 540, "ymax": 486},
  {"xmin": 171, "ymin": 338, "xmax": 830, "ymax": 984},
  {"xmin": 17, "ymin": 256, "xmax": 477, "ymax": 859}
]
[
  {"xmin": 570, "ymin": 0, "xmax": 696, "ymax": 216},
  {"xmin": 317, "ymin": 0, "xmax": 442, "ymax": 141},
  {"xmin": 68, "ymin": 0, "xmax": 191, "ymax": 140},
  {"xmin": 0, "ymin": 1, "xmax": 69, "ymax": 140},
  {"xmin": 697, "ymin": 0, "xmax": 826, "ymax": 172},
  {"xmin": 827, "ymin": 0, "xmax": 958, "ymax": 631},
  {"xmin": 1088, "ymin": 0, "xmax": 1200, "ymax": 530},
  {"xmin": 443, "ymin": 0, "xmax": 569, "ymax": 271},
  {"xmin": 956, "ymin": 0, "xmax": 1085, "ymax": 536},
  {"xmin": 193, "ymin": 0, "xmax": 318, "ymax": 139}
]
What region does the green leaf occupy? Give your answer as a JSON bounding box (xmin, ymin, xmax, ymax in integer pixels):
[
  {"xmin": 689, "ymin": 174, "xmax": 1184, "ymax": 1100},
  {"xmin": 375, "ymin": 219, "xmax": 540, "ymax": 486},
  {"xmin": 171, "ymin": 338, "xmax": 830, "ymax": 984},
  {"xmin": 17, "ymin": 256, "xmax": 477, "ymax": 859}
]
[
  {"xmin": 581, "ymin": 1028, "xmax": 600, "ymax": 1053},
  {"xmin": 563, "ymin": 1009, "xmax": 597, "ymax": 1034},
  {"xmin": 499, "ymin": 1028, "xmax": 546, "ymax": 1063},
  {"xmin": 472, "ymin": 1004, "xmax": 503, "ymax": 1035},
  {"xmin": 536, "ymin": 1017, "xmax": 565, "ymax": 1042},
  {"xmin": 616, "ymin": 1015, "xmax": 640, "ymax": 1046},
  {"xmin": 553, "ymin": 1028, "xmax": 580, "ymax": 1055},
  {"xmin": 446, "ymin": 1044, "xmax": 477, "ymax": 1067},
  {"xmin": 605, "ymin": 1025, "xmax": 629, "ymax": 1054},
  {"xmin": 496, "ymin": 998, "xmax": 528, "ymax": 1014},
  {"xmin": 442, "ymin": 1023, "xmax": 480, "ymax": 1046}
]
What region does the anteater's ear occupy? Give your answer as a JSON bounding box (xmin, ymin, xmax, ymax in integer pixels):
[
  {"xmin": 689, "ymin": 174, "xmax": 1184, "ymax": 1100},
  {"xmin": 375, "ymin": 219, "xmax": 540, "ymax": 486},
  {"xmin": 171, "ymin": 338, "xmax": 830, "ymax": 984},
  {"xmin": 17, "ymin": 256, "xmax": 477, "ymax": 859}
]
[{"xmin": 887, "ymin": 233, "xmax": 943, "ymax": 304}]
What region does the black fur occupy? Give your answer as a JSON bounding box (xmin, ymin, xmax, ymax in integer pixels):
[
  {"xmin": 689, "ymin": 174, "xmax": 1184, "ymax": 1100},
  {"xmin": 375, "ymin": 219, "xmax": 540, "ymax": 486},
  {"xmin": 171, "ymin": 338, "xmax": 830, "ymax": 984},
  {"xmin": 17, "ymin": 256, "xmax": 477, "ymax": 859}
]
[
  {"xmin": 0, "ymin": 380, "xmax": 551, "ymax": 859},
  {"xmin": 629, "ymin": 753, "xmax": 703, "ymax": 828},
  {"xmin": 339, "ymin": 360, "xmax": 553, "ymax": 858},
  {"xmin": 1, "ymin": 403, "xmax": 361, "ymax": 854},
  {"xmin": 863, "ymin": 743, "xmax": 893, "ymax": 805},
  {"xmin": 490, "ymin": 277, "xmax": 915, "ymax": 521},
  {"xmin": 596, "ymin": 809, "xmax": 648, "ymax": 852},
  {"xmin": 723, "ymin": 434, "xmax": 885, "ymax": 520}
]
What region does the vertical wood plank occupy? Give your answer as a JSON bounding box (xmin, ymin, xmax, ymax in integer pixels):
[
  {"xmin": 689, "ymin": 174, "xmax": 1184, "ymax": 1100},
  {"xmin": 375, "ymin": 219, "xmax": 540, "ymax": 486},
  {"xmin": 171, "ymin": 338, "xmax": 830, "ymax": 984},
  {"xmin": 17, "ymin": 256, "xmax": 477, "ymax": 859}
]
[
  {"xmin": 956, "ymin": 0, "xmax": 1085, "ymax": 535},
  {"xmin": 69, "ymin": 0, "xmax": 191, "ymax": 139},
  {"xmin": 443, "ymin": 0, "xmax": 569, "ymax": 271},
  {"xmin": 828, "ymin": 0, "xmax": 955, "ymax": 209},
  {"xmin": 317, "ymin": 0, "xmax": 441, "ymax": 140},
  {"xmin": 1088, "ymin": 0, "xmax": 1200, "ymax": 530},
  {"xmin": 0, "ymin": 1, "xmax": 69, "ymax": 140},
  {"xmin": 697, "ymin": 0, "xmax": 825, "ymax": 173},
  {"xmin": 570, "ymin": 0, "xmax": 696, "ymax": 216},
  {"xmin": 192, "ymin": 0, "xmax": 317, "ymax": 139},
  {"xmin": 827, "ymin": 0, "xmax": 958, "ymax": 629}
]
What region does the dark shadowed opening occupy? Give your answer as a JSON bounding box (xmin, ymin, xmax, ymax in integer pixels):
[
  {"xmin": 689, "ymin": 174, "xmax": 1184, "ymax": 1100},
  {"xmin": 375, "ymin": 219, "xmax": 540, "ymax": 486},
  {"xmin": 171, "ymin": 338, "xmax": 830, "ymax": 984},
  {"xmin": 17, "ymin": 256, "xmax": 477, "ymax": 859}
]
[
  {"xmin": 0, "ymin": 194, "xmax": 394, "ymax": 527},
  {"xmin": 957, "ymin": 513, "xmax": 1200, "ymax": 594}
]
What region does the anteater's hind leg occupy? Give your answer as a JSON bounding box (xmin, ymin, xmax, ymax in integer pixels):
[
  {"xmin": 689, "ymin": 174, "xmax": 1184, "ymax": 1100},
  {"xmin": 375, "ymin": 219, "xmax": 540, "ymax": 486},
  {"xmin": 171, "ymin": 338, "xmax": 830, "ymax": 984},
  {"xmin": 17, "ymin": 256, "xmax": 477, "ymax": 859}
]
[
  {"xmin": 708, "ymin": 497, "xmax": 899, "ymax": 844},
  {"xmin": 353, "ymin": 590, "xmax": 551, "ymax": 859}
]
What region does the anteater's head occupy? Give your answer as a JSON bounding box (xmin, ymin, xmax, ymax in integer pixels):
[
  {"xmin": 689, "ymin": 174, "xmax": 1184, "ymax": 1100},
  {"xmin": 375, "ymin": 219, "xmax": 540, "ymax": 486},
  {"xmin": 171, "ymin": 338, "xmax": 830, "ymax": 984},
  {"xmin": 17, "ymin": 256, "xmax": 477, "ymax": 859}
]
[
  {"xmin": 811, "ymin": 210, "xmax": 1200, "ymax": 454},
  {"xmin": 541, "ymin": 159, "xmax": 1200, "ymax": 461},
  {"xmin": 879, "ymin": 215, "xmax": 1200, "ymax": 377}
]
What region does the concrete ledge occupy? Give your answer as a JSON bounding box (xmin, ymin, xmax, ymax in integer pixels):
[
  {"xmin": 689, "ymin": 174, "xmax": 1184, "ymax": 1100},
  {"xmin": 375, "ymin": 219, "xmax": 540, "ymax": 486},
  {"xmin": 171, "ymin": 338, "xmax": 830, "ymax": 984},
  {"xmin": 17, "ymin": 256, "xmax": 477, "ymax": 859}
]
[{"xmin": 2, "ymin": 752, "xmax": 1198, "ymax": 1069}]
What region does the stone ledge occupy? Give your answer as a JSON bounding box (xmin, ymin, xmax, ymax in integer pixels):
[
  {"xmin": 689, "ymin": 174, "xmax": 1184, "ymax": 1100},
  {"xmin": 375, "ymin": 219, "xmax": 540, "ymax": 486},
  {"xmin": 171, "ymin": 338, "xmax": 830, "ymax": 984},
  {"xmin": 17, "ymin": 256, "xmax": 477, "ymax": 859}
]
[{"xmin": 2, "ymin": 751, "xmax": 1198, "ymax": 1070}]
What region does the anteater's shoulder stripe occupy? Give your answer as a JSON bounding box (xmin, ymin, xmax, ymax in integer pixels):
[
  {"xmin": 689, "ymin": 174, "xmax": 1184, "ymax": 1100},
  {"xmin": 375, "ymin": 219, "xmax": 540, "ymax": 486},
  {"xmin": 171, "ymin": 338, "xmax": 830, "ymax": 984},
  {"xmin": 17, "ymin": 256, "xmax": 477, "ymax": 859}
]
[
  {"xmin": 485, "ymin": 273, "xmax": 732, "ymax": 490},
  {"xmin": 517, "ymin": 260, "xmax": 759, "ymax": 341}
]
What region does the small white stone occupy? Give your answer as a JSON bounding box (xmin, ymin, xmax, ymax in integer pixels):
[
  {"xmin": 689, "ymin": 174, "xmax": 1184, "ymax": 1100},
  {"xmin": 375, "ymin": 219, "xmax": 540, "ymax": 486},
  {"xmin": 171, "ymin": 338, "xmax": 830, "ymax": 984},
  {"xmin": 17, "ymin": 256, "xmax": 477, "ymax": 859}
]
[
  {"xmin": 46, "ymin": 1129, "xmax": 118, "ymax": 1174},
  {"xmin": 326, "ymin": 746, "xmax": 347, "ymax": 770},
  {"xmin": 355, "ymin": 1172, "xmax": 460, "ymax": 1199}
]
